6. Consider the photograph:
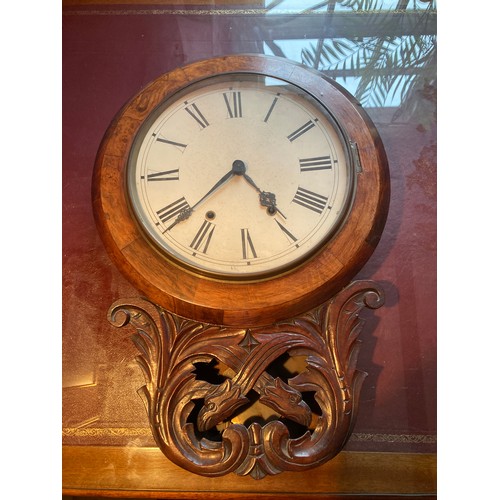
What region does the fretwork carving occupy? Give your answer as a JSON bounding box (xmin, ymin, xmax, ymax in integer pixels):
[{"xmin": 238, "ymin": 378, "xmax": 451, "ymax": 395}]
[{"xmin": 107, "ymin": 280, "xmax": 384, "ymax": 479}]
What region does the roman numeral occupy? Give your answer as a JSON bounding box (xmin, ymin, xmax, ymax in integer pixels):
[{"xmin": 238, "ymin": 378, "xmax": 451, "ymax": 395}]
[
  {"xmin": 184, "ymin": 102, "xmax": 209, "ymax": 128},
  {"xmin": 292, "ymin": 187, "xmax": 328, "ymax": 214},
  {"xmin": 275, "ymin": 219, "xmax": 298, "ymax": 246},
  {"xmin": 287, "ymin": 120, "xmax": 316, "ymax": 142},
  {"xmin": 241, "ymin": 228, "xmax": 257, "ymax": 259},
  {"xmin": 155, "ymin": 136, "xmax": 188, "ymax": 150},
  {"xmin": 223, "ymin": 91, "xmax": 242, "ymax": 118},
  {"xmin": 299, "ymin": 155, "xmax": 333, "ymax": 172},
  {"xmin": 264, "ymin": 95, "xmax": 279, "ymax": 122},
  {"xmin": 190, "ymin": 220, "xmax": 215, "ymax": 254},
  {"xmin": 146, "ymin": 169, "xmax": 179, "ymax": 181},
  {"xmin": 156, "ymin": 197, "xmax": 191, "ymax": 223}
]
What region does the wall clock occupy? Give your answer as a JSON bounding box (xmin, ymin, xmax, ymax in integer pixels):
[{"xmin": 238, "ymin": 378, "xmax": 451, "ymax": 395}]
[{"xmin": 93, "ymin": 54, "xmax": 390, "ymax": 479}]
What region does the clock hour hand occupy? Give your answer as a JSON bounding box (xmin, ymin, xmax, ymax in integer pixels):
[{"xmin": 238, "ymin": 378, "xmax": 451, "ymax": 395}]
[{"xmin": 241, "ymin": 172, "xmax": 287, "ymax": 219}]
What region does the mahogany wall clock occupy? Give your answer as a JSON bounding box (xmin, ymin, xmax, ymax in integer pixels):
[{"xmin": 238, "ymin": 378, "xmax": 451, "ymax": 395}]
[{"xmin": 93, "ymin": 54, "xmax": 390, "ymax": 479}]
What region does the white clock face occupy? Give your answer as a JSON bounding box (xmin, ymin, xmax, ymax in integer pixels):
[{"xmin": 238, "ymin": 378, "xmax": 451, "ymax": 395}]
[{"xmin": 127, "ymin": 73, "xmax": 354, "ymax": 278}]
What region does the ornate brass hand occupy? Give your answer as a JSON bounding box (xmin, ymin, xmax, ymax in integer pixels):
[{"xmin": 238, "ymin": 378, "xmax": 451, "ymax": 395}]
[{"xmin": 240, "ymin": 170, "xmax": 287, "ymax": 219}]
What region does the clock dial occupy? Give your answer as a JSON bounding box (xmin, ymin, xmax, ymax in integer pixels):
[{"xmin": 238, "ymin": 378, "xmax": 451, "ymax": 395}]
[
  {"xmin": 94, "ymin": 55, "xmax": 390, "ymax": 325},
  {"xmin": 127, "ymin": 74, "xmax": 354, "ymax": 278}
]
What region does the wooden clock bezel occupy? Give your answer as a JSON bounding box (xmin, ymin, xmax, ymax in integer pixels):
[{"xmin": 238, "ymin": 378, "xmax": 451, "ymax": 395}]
[{"xmin": 92, "ymin": 54, "xmax": 390, "ymax": 327}]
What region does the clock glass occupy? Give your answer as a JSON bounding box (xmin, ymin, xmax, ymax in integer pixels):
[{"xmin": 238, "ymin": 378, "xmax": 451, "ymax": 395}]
[{"xmin": 127, "ymin": 73, "xmax": 355, "ymax": 279}]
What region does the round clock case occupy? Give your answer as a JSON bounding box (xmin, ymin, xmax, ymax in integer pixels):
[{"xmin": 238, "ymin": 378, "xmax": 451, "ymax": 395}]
[{"xmin": 93, "ymin": 55, "xmax": 390, "ymax": 327}]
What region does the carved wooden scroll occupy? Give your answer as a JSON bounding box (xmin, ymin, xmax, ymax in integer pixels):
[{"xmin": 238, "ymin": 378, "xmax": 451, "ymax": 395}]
[{"xmin": 107, "ymin": 280, "xmax": 384, "ymax": 479}]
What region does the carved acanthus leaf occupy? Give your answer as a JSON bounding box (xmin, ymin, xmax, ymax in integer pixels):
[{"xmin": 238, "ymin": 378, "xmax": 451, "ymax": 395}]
[{"xmin": 107, "ymin": 280, "xmax": 384, "ymax": 479}]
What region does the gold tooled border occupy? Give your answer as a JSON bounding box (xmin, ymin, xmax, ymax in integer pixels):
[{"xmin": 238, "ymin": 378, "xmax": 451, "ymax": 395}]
[
  {"xmin": 62, "ymin": 7, "xmax": 434, "ymax": 16},
  {"xmin": 62, "ymin": 427, "xmax": 436, "ymax": 443},
  {"xmin": 351, "ymin": 432, "xmax": 436, "ymax": 444}
]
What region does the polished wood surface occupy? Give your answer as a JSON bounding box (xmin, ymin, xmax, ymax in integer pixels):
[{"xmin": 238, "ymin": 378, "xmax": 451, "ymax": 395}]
[
  {"xmin": 105, "ymin": 281, "xmax": 384, "ymax": 478},
  {"xmin": 92, "ymin": 54, "xmax": 390, "ymax": 327},
  {"xmin": 63, "ymin": 446, "xmax": 436, "ymax": 497}
]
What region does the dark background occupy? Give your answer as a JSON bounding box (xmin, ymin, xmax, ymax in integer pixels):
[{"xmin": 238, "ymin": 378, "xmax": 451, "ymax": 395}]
[{"xmin": 62, "ymin": 2, "xmax": 436, "ymax": 456}]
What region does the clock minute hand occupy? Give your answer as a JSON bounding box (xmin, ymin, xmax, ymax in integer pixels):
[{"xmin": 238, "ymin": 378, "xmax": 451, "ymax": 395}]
[
  {"xmin": 190, "ymin": 158, "xmax": 253, "ymax": 213},
  {"xmin": 166, "ymin": 169, "xmax": 235, "ymax": 231},
  {"xmin": 191, "ymin": 169, "xmax": 235, "ymax": 211}
]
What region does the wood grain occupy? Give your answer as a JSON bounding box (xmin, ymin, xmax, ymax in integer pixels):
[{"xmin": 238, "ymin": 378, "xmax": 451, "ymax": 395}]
[{"xmin": 62, "ymin": 446, "xmax": 436, "ymax": 497}]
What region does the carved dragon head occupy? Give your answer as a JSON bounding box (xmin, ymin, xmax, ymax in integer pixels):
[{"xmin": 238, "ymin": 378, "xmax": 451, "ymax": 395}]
[
  {"xmin": 259, "ymin": 377, "xmax": 312, "ymax": 427},
  {"xmin": 197, "ymin": 379, "xmax": 249, "ymax": 432}
]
